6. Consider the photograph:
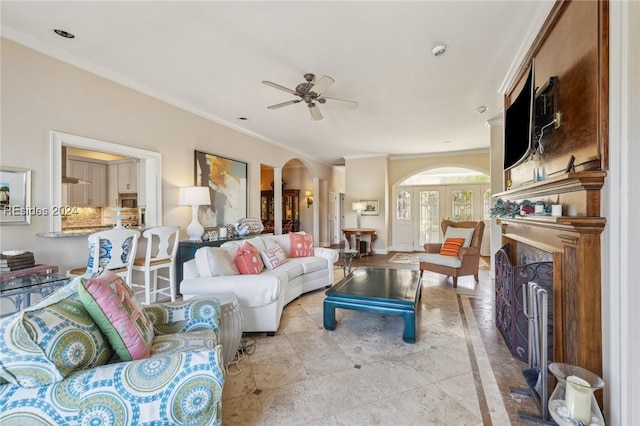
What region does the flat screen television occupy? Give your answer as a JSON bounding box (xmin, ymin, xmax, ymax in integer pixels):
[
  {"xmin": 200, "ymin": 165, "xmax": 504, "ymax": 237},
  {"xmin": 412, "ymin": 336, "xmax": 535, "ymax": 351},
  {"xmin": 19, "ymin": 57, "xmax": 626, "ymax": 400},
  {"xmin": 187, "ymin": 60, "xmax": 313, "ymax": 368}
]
[{"xmin": 504, "ymin": 60, "xmax": 535, "ymax": 171}]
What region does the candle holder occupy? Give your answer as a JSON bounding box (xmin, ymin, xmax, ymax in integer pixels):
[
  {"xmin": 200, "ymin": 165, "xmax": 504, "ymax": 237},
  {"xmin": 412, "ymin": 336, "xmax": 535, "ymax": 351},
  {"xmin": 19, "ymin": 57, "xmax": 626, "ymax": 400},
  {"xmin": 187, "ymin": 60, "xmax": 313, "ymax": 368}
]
[{"xmin": 548, "ymin": 362, "xmax": 605, "ymax": 425}]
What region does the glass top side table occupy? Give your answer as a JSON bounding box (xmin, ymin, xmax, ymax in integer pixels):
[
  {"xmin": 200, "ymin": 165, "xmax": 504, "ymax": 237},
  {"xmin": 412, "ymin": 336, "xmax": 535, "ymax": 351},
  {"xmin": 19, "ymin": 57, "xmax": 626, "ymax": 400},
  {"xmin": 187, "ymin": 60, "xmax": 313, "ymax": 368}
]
[
  {"xmin": 336, "ymin": 249, "xmax": 358, "ymax": 277},
  {"xmin": 1, "ymin": 272, "xmax": 70, "ymax": 318}
]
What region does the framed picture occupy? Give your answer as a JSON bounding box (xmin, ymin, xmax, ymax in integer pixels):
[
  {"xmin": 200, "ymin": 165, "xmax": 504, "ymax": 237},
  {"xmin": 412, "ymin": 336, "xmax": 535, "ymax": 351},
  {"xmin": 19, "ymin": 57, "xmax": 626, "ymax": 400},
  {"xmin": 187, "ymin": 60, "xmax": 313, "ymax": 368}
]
[
  {"xmin": 0, "ymin": 167, "xmax": 31, "ymax": 225},
  {"xmin": 194, "ymin": 151, "xmax": 248, "ymax": 229},
  {"xmin": 360, "ymin": 200, "xmax": 379, "ymax": 216}
]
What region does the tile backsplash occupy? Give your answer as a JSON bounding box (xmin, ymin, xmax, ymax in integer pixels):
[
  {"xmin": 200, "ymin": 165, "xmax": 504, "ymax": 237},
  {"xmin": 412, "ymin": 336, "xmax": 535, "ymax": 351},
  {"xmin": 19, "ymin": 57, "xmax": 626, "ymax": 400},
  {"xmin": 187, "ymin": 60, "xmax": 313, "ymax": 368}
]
[{"xmin": 61, "ymin": 207, "xmax": 103, "ymax": 228}]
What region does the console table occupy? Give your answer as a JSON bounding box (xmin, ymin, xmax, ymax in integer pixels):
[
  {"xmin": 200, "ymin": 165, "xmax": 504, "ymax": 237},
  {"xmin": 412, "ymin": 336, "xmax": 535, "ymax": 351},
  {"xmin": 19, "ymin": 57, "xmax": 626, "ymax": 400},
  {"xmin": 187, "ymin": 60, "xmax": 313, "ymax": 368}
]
[{"xmin": 342, "ymin": 228, "xmax": 377, "ymax": 257}]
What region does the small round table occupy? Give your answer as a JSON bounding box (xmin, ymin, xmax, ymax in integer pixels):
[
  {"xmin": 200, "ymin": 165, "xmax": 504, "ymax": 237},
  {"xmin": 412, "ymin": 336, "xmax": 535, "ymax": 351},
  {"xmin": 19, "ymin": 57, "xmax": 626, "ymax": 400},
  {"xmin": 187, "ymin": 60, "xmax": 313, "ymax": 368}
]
[
  {"xmin": 336, "ymin": 249, "xmax": 358, "ymax": 276},
  {"xmin": 212, "ymin": 293, "xmax": 243, "ymax": 367}
]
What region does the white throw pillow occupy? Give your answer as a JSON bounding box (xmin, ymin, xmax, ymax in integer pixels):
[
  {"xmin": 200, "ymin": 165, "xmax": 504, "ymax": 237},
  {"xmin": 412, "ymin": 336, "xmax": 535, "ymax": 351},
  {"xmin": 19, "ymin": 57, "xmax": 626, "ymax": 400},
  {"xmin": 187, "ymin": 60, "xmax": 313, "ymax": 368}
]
[
  {"xmin": 443, "ymin": 227, "xmax": 475, "ymax": 247},
  {"xmin": 260, "ymin": 244, "xmax": 287, "ymax": 270},
  {"xmin": 194, "ymin": 247, "xmax": 239, "ymax": 277}
]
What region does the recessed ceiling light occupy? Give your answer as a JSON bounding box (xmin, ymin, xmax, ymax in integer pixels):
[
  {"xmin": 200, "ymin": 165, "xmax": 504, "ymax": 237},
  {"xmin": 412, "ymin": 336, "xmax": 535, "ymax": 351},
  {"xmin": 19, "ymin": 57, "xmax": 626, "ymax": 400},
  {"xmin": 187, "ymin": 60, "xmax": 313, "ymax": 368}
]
[
  {"xmin": 476, "ymin": 105, "xmax": 488, "ymax": 114},
  {"xmin": 54, "ymin": 29, "xmax": 75, "ymax": 39},
  {"xmin": 431, "ymin": 44, "xmax": 447, "ymax": 57},
  {"xmin": 443, "ymin": 140, "xmax": 451, "ymax": 144}
]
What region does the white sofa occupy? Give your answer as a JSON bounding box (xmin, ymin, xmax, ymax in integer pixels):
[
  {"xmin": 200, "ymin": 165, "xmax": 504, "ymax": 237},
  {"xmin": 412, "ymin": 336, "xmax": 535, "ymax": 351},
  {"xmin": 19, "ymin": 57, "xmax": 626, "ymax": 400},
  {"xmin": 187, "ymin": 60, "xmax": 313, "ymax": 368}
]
[{"xmin": 180, "ymin": 233, "xmax": 338, "ymax": 333}]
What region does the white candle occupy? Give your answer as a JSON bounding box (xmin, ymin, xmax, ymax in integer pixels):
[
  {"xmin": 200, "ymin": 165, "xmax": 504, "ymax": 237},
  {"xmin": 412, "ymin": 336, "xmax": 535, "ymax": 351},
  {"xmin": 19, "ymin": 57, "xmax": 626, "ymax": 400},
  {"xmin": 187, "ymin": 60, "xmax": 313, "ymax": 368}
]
[
  {"xmin": 565, "ymin": 375, "xmax": 592, "ymax": 423},
  {"xmin": 551, "ymin": 204, "xmax": 563, "ymax": 216},
  {"xmin": 535, "ymin": 204, "xmax": 544, "ymax": 214}
]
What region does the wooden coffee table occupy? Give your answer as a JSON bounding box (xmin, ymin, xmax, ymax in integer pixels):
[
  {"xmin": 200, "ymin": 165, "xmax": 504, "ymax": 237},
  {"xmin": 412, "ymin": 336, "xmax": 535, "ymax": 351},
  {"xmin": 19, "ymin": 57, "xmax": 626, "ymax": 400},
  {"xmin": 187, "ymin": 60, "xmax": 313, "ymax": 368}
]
[{"xmin": 323, "ymin": 267, "xmax": 421, "ymax": 343}]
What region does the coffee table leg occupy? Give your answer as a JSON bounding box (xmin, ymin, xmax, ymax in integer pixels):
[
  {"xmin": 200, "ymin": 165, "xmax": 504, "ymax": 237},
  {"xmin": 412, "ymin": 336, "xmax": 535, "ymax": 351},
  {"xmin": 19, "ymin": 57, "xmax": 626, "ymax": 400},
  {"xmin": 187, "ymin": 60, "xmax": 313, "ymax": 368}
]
[
  {"xmin": 402, "ymin": 310, "xmax": 416, "ymax": 343},
  {"xmin": 323, "ymin": 300, "xmax": 337, "ymax": 330}
]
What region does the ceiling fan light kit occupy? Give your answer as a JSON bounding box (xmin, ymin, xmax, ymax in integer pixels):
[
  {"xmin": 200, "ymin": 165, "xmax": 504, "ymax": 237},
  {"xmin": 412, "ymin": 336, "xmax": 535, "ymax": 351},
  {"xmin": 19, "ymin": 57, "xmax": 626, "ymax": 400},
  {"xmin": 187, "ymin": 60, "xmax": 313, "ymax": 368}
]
[{"xmin": 263, "ymin": 73, "xmax": 358, "ymax": 121}]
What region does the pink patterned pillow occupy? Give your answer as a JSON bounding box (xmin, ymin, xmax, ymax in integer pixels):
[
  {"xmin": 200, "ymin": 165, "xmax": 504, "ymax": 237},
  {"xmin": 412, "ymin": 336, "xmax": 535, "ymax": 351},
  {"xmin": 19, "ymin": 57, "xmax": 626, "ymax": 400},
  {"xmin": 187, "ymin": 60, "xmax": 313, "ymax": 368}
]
[
  {"xmin": 235, "ymin": 242, "xmax": 264, "ymax": 274},
  {"xmin": 260, "ymin": 244, "xmax": 287, "ymax": 270},
  {"xmin": 289, "ymin": 233, "xmax": 314, "ymax": 257},
  {"xmin": 77, "ymin": 270, "xmax": 154, "ymax": 361}
]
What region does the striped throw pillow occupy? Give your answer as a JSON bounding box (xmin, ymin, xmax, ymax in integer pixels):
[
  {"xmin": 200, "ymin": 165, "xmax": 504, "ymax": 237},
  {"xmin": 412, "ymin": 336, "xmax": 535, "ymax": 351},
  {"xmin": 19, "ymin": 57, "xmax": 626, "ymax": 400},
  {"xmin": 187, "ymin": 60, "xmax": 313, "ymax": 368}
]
[{"xmin": 439, "ymin": 238, "xmax": 466, "ymax": 257}]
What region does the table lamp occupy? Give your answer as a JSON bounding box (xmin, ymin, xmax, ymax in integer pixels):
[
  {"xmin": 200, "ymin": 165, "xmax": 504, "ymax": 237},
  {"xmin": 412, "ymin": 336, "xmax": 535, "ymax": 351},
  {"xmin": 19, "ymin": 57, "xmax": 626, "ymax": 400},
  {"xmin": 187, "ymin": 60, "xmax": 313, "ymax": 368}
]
[
  {"xmin": 179, "ymin": 186, "xmax": 211, "ymax": 241},
  {"xmin": 352, "ymin": 202, "xmax": 365, "ymax": 229}
]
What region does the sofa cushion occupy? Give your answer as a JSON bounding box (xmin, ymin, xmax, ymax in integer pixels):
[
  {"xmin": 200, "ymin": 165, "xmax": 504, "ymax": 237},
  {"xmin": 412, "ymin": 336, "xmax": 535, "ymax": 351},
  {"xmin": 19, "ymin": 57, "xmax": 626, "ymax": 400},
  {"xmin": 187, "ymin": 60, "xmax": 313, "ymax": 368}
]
[
  {"xmin": 443, "ymin": 227, "xmax": 475, "ymax": 247},
  {"xmin": 439, "ymin": 237, "xmax": 465, "ymax": 257},
  {"xmin": 418, "ymin": 253, "xmax": 463, "ymax": 268},
  {"xmin": 262, "ymin": 233, "xmax": 293, "ymax": 256},
  {"xmin": 262, "ymin": 261, "xmax": 304, "ymax": 282},
  {"xmin": 195, "ymin": 247, "xmax": 239, "ymax": 277},
  {"xmin": 0, "ymin": 281, "xmax": 114, "ymax": 388},
  {"xmin": 289, "ymin": 233, "xmax": 314, "ymax": 257},
  {"xmin": 260, "ymin": 244, "xmax": 287, "ymax": 270},
  {"xmin": 78, "ymin": 269, "xmax": 154, "ymax": 361},
  {"xmin": 235, "ymin": 242, "xmax": 264, "ymax": 274},
  {"xmin": 288, "ymin": 256, "xmax": 328, "ymax": 274}
]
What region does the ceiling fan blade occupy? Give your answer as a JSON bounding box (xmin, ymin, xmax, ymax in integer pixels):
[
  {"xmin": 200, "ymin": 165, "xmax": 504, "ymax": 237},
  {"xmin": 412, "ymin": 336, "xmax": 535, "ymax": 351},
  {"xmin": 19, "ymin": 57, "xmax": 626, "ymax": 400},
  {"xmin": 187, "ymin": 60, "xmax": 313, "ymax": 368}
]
[
  {"xmin": 308, "ymin": 104, "xmax": 323, "ymax": 121},
  {"xmin": 267, "ymin": 100, "xmax": 301, "ymax": 110},
  {"xmin": 322, "ymin": 96, "xmax": 359, "ymax": 109},
  {"xmin": 262, "ymin": 80, "xmax": 298, "ymax": 95},
  {"xmin": 309, "ymin": 75, "xmax": 334, "ymax": 96}
]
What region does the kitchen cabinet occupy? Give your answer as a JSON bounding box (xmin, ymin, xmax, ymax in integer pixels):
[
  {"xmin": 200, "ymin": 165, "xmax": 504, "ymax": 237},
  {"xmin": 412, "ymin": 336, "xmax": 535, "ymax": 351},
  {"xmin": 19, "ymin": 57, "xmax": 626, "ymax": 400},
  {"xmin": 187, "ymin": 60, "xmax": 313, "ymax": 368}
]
[
  {"xmin": 67, "ymin": 160, "xmax": 106, "ymax": 207},
  {"xmin": 117, "ymin": 162, "xmax": 138, "ymax": 193}
]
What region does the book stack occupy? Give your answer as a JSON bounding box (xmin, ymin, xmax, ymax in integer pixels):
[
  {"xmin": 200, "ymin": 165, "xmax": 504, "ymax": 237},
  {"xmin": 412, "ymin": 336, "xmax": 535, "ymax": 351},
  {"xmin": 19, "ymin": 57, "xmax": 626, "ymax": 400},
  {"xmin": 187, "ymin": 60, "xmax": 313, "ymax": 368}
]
[{"xmin": 0, "ymin": 251, "xmax": 36, "ymax": 272}]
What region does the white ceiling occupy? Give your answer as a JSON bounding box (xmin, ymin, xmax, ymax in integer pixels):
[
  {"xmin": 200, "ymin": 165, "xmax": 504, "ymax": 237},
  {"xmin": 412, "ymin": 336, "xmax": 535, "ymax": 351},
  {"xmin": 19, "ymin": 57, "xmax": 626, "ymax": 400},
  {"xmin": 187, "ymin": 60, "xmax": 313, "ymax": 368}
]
[{"xmin": 1, "ymin": 1, "xmax": 553, "ymax": 166}]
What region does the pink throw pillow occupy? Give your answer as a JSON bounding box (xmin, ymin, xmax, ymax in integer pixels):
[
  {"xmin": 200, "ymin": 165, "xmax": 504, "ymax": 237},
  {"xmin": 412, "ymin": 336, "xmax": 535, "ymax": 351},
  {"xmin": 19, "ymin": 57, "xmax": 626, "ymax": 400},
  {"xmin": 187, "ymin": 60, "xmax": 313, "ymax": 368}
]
[
  {"xmin": 235, "ymin": 242, "xmax": 264, "ymax": 274},
  {"xmin": 260, "ymin": 244, "xmax": 287, "ymax": 270},
  {"xmin": 289, "ymin": 233, "xmax": 314, "ymax": 257},
  {"xmin": 78, "ymin": 270, "xmax": 154, "ymax": 361}
]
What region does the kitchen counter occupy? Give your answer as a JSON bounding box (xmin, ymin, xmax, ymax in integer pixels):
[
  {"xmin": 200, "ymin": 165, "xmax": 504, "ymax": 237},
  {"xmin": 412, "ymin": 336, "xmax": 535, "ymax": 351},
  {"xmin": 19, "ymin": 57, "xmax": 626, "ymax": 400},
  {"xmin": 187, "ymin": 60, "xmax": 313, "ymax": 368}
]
[{"xmin": 37, "ymin": 226, "xmax": 147, "ymax": 238}]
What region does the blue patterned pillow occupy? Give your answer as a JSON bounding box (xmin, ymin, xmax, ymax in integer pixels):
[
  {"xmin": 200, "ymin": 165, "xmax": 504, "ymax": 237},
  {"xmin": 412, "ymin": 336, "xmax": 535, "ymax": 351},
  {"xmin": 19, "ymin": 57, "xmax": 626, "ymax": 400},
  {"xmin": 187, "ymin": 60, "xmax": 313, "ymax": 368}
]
[{"xmin": 0, "ymin": 280, "xmax": 113, "ymax": 388}]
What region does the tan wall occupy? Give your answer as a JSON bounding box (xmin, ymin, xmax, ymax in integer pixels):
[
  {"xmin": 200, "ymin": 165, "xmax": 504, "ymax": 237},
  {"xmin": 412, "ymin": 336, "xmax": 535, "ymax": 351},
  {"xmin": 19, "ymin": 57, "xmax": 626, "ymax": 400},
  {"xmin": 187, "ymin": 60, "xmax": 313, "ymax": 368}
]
[{"xmin": 0, "ymin": 38, "xmax": 331, "ymax": 273}]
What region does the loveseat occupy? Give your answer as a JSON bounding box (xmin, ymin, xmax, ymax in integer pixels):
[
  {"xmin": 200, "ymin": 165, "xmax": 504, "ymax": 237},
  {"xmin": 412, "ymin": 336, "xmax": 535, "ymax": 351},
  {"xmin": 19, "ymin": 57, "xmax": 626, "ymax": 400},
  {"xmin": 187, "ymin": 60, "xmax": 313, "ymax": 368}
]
[
  {"xmin": 0, "ymin": 278, "xmax": 225, "ymax": 425},
  {"xmin": 180, "ymin": 232, "xmax": 339, "ymax": 333}
]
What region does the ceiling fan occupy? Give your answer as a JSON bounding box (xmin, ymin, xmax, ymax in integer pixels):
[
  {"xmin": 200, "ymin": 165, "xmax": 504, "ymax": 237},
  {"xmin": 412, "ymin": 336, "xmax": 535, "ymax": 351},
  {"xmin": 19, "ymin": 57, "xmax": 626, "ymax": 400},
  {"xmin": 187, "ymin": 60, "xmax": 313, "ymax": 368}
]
[{"xmin": 262, "ymin": 73, "xmax": 358, "ymax": 121}]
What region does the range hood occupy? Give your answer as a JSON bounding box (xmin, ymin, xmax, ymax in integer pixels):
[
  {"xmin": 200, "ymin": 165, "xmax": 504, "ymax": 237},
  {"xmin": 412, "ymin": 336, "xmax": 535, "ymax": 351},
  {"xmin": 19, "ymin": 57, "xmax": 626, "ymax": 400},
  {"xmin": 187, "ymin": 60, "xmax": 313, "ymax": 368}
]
[{"xmin": 61, "ymin": 146, "xmax": 91, "ymax": 184}]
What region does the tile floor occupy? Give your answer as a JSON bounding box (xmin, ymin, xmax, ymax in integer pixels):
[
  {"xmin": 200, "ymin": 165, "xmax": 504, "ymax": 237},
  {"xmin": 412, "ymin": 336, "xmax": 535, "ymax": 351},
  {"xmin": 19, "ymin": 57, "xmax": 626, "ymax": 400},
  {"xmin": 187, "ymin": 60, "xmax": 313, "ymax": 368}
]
[{"xmin": 221, "ymin": 254, "xmax": 539, "ymax": 425}]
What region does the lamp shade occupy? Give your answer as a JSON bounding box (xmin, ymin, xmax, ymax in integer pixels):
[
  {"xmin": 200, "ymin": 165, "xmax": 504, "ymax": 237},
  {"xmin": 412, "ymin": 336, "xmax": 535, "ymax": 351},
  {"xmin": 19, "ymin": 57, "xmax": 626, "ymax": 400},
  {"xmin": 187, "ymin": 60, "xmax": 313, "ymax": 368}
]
[
  {"xmin": 352, "ymin": 202, "xmax": 364, "ymax": 211},
  {"xmin": 179, "ymin": 186, "xmax": 211, "ymax": 206}
]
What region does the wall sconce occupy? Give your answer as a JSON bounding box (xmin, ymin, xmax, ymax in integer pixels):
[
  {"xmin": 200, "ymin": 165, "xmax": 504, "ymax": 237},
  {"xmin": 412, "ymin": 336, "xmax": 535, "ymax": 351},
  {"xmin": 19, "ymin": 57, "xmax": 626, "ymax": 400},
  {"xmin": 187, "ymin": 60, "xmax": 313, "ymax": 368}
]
[
  {"xmin": 179, "ymin": 186, "xmax": 211, "ymax": 241},
  {"xmin": 352, "ymin": 201, "xmax": 365, "ymax": 229},
  {"xmin": 305, "ymin": 190, "xmax": 313, "ymax": 208}
]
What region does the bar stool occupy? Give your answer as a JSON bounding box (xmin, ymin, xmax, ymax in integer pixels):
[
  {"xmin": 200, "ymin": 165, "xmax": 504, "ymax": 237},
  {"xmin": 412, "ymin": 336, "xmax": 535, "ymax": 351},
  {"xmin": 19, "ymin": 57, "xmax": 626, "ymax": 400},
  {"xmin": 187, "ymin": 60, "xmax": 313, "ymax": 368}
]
[
  {"xmin": 130, "ymin": 226, "xmax": 180, "ymax": 305},
  {"xmin": 68, "ymin": 229, "xmax": 141, "ymax": 284}
]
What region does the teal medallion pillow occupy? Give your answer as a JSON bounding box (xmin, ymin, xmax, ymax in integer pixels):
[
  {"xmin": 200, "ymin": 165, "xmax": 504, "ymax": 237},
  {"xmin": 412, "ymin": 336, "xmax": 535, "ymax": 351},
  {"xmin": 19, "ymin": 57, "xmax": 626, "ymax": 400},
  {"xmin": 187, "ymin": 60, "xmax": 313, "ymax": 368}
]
[{"xmin": 12, "ymin": 291, "xmax": 114, "ymax": 387}]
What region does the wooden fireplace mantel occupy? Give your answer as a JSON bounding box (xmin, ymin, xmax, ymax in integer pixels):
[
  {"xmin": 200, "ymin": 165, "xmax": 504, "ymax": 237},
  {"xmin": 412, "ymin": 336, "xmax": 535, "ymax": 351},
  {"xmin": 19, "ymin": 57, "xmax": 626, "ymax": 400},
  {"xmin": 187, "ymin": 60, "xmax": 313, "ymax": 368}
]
[{"xmin": 496, "ymin": 170, "xmax": 606, "ymax": 381}]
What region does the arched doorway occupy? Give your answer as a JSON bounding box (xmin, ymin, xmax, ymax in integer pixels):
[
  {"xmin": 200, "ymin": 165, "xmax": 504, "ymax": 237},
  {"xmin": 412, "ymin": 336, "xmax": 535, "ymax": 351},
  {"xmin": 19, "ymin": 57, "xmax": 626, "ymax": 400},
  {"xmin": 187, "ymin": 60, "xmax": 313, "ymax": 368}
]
[{"xmin": 393, "ymin": 167, "xmax": 490, "ymax": 253}]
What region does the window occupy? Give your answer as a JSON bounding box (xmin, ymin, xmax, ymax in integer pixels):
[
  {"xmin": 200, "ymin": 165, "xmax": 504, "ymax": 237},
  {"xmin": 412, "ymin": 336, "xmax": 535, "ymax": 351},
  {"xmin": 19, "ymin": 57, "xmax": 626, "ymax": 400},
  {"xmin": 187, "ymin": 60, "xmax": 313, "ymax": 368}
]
[{"xmin": 396, "ymin": 191, "xmax": 411, "ymax": 219}]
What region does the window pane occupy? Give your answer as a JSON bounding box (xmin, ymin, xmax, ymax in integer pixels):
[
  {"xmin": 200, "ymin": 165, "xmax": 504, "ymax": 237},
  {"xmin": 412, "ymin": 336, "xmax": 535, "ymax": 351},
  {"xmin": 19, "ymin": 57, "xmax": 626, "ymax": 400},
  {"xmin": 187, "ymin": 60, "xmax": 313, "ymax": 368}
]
[
  {"xmin": 397, "ymin": 191, "xmax": 411, "ymax": 219},
  {"xmin": 419, "ymin": 191, "xmax": 440, "ymax": 245},
  {"xmin": 452, "ymin": 190, "xmax": 472, "ymax": 221},
  {"xmin": 483, "ymin": 189, "xmax": 492, "ymax": 219}
]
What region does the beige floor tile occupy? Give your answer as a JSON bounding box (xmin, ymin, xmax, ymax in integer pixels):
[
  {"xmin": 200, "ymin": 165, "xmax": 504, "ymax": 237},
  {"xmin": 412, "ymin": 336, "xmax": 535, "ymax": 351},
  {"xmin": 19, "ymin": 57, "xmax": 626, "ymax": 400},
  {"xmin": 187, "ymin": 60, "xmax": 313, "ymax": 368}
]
[
  {"xmin": 250, "ymin": 354, "xmax": 311, "ymax": 390},
  {"xmin": 387, "ymin": 384, "xmax": 482, "ymax": 425},
  {"xmin": 259, "ymin": 379, "xmax": 331, "ymax": 425}
]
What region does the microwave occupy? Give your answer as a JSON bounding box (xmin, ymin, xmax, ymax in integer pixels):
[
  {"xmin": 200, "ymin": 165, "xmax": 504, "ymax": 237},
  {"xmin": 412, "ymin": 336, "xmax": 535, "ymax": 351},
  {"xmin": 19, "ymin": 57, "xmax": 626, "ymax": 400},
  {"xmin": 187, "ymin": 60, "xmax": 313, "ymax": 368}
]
[{"xmin": 121, "ymin": 198, "xmax": 137, "ymax": 208}]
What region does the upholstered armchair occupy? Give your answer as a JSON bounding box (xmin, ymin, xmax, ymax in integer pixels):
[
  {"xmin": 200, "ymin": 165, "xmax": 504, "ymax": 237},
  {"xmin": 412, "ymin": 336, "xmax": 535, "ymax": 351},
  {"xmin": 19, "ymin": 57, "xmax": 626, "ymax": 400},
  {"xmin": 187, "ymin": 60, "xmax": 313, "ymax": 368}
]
[
  {"xmin": 419, "ymin": 220, "xmax": 485, "ymax": 288},
  {"xmin": 0, "ymin": 281, "xmax": 225, "ymax": 425}
]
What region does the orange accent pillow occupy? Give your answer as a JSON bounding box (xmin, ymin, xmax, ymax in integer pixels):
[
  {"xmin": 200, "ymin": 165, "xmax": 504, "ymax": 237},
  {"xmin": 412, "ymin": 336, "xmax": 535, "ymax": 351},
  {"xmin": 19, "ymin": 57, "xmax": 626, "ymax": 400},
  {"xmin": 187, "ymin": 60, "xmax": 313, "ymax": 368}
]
[
  {"xmin": 289, "ymin": 233, "xmax": 314, "ymax": 257},
  {"xmin": 439, "ymin": 238, "xmax": 466, "ymax": 257},
  {"xmin": 235, "ymin": 242, "xmax": 264, "ymax": 274}
]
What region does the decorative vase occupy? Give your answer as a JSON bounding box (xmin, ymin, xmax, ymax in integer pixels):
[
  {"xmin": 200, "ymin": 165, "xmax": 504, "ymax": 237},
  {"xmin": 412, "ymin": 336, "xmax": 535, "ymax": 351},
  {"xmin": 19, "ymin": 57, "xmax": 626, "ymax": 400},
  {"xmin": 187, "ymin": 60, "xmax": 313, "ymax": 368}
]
[{"xmin": 547, "ymin": 362, "xmax": 604, "ymax": 425}]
